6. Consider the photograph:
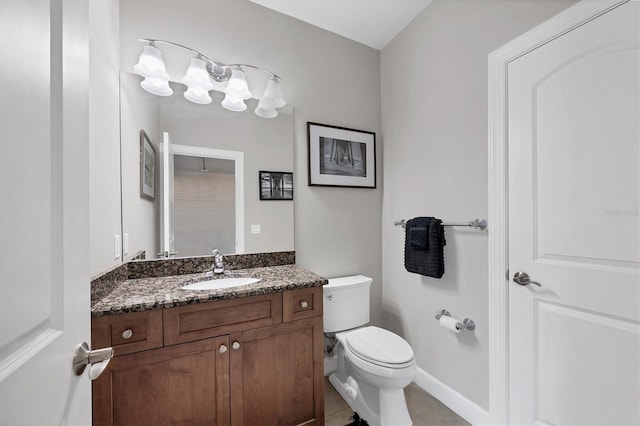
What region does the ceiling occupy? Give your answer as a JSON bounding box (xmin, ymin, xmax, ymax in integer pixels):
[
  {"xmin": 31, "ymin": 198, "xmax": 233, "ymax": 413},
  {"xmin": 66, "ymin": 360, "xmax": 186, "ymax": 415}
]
[{"xmin": 249, "ymin": 0, "xmax": 432, "ymax": 50}]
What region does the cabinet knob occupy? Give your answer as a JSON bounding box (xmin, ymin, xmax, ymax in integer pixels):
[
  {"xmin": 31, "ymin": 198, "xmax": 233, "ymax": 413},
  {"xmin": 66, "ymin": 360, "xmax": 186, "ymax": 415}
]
[
  {"xmin": 121, "ymin": 329, "xmax": 133, "ymax": 339},
  {"xmin": 232, "ymin": 341, "xmax": 241, "ymax": 350},
  {"xmin": 219, "ymin": 344, "xmax": 227, "ymax": 354},
  {"xmin": 300, "ymin": 300, "xmax": 309, "ymax": 308}
]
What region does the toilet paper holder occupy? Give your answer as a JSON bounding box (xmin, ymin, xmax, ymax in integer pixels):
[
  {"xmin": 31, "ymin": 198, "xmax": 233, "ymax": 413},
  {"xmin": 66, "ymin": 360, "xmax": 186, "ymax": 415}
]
[{"xmin": 435, "ymin": 309, "xmax": 476, "ymax": 331}]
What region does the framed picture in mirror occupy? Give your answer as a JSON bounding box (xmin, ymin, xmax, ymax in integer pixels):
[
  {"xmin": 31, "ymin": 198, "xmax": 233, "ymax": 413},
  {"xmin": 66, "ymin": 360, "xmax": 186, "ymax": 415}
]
[
  {"xmin": 259, "ymin": 171, "xmax": 293, "ymax": 200},
  {"xmin": 140, "ymin": 130, "xmax": 156, "ymax": 201},
  {"xmin": 307, "ymin": 122, "xmax": 376, "ymax": 188}
]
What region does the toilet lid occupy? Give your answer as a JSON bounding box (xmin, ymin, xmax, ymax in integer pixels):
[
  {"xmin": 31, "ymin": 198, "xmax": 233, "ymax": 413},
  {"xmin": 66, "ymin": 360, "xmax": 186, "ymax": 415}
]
[{"xmin": 345, "ymin": 326, "xmax": 414, "ymax": 365}]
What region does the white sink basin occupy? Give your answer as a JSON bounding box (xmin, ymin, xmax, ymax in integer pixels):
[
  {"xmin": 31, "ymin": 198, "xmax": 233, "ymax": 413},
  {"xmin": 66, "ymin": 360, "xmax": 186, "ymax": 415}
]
[{"xmin": 181, "ymin": 277, "xmax": 261, "ymax": 290}]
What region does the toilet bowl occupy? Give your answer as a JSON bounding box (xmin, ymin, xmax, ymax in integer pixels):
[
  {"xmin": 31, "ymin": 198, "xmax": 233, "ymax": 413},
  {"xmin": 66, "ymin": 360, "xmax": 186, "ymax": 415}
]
[{"xmin": 324, "ymin": 276, "xmax": 416, "ymax": 426}]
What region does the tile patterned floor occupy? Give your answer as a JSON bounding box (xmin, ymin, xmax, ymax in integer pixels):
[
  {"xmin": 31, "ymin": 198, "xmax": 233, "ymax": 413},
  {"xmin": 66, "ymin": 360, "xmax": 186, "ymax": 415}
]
[{"xmin": 324, "ymin": 378, "xmax": 470, "ymax": 426}]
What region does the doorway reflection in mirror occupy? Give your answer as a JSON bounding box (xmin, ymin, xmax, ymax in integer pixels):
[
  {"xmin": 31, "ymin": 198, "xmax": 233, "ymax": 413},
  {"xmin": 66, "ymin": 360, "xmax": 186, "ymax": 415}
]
[{"xmin": 173, "ymin": 155, "xmax": 236, "ymax": 256}]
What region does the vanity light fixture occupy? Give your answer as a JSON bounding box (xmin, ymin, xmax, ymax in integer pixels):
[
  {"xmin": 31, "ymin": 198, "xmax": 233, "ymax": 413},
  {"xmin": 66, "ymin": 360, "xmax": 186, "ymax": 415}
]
[
  {"xmin": 133, "ymin": 42, "xmax": 173, "ymax": 96},
  {"xmin": 134, "ymin": 39, "xmax": 285, "ymax": 118},
  {"xmin": 182, "ymin": 56, "xmax": 214, "ymax": 104}
]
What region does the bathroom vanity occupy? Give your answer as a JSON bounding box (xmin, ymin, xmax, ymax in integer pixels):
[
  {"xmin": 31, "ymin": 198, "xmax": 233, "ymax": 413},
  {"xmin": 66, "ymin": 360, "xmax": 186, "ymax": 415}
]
[{"xmin": 90, "ymin": 257, "xmax": 326, "ymax": 425}]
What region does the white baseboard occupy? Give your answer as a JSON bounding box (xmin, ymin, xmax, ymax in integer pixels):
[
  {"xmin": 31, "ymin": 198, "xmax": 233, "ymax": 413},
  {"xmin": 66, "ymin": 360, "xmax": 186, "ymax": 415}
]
[{"xmin": 413, "ymin": 367, "xmax": 491, "ymax": 425}]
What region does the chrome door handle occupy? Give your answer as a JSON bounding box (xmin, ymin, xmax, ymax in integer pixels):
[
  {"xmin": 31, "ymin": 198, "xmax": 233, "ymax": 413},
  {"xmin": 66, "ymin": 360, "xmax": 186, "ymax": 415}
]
[
  {"xmin": 513, "ymin": 272, "xmax": 541, "ymax": 287},
  {"xmin": 73, "ymin": 342, "xmax": 114, "ymax": 380}
]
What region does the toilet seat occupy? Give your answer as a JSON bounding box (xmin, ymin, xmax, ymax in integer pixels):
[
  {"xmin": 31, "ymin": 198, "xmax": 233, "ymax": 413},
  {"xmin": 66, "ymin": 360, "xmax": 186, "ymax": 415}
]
[{"xmin": 344, "ymin": 326, "xmax": 415, "ymax": 369}]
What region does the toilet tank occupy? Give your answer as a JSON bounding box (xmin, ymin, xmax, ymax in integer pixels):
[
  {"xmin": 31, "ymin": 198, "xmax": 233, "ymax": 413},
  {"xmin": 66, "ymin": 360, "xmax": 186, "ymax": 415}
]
[{"xmin": 323, "ymin": 275, "xmax": 372, "ymax": 333}]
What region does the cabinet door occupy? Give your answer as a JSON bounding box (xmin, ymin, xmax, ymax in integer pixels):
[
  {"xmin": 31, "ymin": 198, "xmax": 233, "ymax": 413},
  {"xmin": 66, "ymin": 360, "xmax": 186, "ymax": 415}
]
[
  {"xmin": 229, "ymin": 316, "xmax": 324, "ymax": 426},
  {"xmin": 93, "ymin": 336, "xmax": 230, "ymax": 426}
]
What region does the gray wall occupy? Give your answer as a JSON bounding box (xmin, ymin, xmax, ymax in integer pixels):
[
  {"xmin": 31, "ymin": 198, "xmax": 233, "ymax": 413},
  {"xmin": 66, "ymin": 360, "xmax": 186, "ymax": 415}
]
[
  {"xmin": 380, "ymin": 0, "xmax": 577, "ymax": 410},
  {"xmin": 119, "ymin": 0, "xmax": 383, "ymax": 324},
  {"xmin": 89, "ymin": 0, "xmax": 120, "ymax": 276},
  {"xmin": 120, "ymin": 74, "xmax": 160, "ymax": 261}
]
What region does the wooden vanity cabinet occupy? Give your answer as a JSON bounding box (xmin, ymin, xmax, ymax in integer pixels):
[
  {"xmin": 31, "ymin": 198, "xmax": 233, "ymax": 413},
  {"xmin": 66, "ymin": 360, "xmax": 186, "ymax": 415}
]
[
  {"xmin": 92, "ymin": 288, "xmax": 324, "ymax": 426},
  {"xmin": 92, "ymin": 336, "xmax": 230, "ymax": 425},
  {"xmin": 229, "ymin": 315, "xmax": 324, "ymax": 426}
]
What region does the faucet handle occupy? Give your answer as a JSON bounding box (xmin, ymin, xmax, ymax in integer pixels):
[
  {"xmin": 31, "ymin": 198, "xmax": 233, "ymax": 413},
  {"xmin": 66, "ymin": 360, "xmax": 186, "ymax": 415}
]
[{"xmin": 211, "ymin": 248, "xmax": 224, "ymax": 274}]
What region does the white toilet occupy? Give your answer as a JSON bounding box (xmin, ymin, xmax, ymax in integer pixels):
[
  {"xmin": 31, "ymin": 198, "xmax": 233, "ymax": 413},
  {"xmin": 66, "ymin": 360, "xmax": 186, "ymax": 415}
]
[{"xmin": 324, "ymin": 275, "xmax": 416, "ymax": 426}]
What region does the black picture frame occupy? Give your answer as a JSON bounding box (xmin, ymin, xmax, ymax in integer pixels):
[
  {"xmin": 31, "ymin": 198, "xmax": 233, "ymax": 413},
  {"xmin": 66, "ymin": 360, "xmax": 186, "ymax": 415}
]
[
  {"xmin": 140, "ymin": 130, "xmax": 156, "ymax": 201},
  {"xmin": 307, "ymin": 122, "xmax": 376, "ymax": 188},
  {"xmin": 259, "ymin": 171, "xmax": 293, "ymax": 200}
]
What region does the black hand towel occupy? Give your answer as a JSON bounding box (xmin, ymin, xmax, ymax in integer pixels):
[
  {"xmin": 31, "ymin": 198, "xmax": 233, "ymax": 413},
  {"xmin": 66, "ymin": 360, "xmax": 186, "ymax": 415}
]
[
  {"xmin": 409, "ymin": 226, "xmax": 428, "ymax": 250},
  {"xmin": 404, "ymin": 217, "xmax": 446, "ymax": 278}
]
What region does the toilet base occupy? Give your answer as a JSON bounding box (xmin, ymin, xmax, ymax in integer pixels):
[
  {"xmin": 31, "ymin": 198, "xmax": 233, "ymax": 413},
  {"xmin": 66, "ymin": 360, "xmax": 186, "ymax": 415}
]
[
  {"xmin": 324, "ymin": 353, "xmax": 338, "ymax": 376},
  {"xmin": 328, "ymin": 372, "xmax": 413, "ymax": 426}
]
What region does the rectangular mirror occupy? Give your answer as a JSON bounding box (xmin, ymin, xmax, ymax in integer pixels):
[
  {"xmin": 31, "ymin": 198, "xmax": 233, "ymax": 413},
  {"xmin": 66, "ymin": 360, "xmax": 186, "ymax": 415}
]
[{"xmin": 119, "ymin": 71, "xmax": 294, "ymax": 260}]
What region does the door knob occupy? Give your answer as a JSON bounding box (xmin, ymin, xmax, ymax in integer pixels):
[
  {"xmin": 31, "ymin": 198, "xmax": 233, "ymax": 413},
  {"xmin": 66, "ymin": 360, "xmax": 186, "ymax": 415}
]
[
  {"xmin": 232, "ymin": 341, "xmax": 240, "ymax": 350},
  {"xmin": 513, "ymin": 272, "xmax": 541, "ymax": 287},
  {"xmin": 73, "ymin": 342, "xmax": 114, "ymax": 380}
]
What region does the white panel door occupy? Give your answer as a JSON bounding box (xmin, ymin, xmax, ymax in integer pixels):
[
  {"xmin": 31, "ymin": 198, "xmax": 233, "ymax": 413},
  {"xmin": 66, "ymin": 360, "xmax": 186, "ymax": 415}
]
[
  {"xmin": 161, "ymin": 132, "xmax": 176, "ymax": 258},
  {"xmin": 508, "ymin": 2, "xmax": 639, "ymax": 424},
  {"xmin": 0, "ymin": 0, "xmax": 91, "ymax": 424}
]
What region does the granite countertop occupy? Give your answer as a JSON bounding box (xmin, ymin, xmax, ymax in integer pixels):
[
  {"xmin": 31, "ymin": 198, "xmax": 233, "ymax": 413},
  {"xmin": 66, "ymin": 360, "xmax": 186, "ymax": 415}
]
[{"xmin": 91, "ymin": 264, "xmax": 328, "ymax": 317}]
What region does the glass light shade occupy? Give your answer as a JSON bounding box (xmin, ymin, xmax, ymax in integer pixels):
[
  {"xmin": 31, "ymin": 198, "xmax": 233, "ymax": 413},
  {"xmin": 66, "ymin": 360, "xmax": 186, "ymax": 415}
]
[
  {"xmin": 133, "ymin": 44, "xmax": 170, "ymax": 80},
  {"xmin": 140, "ymin": 77, "xmax": 173, "ymax": 96},
  {"xmin": 259, "ymin": 77, "xmax": 285, "ymax": 108},
  {"xmin": 221, "ymin": 93, "xmax": 247, "ymax": 112},
  {"xmin": 254, "ymin": 101, "xmax": 278, "ymax": 118},
  {"xmin": 182, "ymin": 57, "xmax": 214, "ymax": 91},
  {"xmin": 224, "ymin": 68, "xmax": 251, "ymax": 100},
  {"xmin": 184, "ymin": 87, "xmax": 212, "ymax": 104}
]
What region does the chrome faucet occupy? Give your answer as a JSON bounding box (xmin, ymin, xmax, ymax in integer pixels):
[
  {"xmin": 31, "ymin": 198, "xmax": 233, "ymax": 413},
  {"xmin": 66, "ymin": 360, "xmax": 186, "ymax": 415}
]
[{"xmin": 211, "ymin": 249, "xmax": 224, "ymax": 274}]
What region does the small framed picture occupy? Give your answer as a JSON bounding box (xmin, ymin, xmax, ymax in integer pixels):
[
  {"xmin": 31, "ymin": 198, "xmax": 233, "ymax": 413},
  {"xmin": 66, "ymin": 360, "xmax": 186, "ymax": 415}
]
[
  {"xmin": 259, "ymin": 171, "xmax": 293, "ymax": 200},
  {"xmin": 140, "ymin": 130, "xmax": 156, "ymax": 201},
  {"xmin": 307, "ymin": 122, "xmax": 376, "ymax": 188}
]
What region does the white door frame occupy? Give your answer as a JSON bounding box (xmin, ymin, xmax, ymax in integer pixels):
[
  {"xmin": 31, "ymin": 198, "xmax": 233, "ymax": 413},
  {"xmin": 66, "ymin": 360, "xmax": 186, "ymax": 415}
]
[{"xmin": 487, "ymin": 0, "xmax": 629, "ymax": 423}]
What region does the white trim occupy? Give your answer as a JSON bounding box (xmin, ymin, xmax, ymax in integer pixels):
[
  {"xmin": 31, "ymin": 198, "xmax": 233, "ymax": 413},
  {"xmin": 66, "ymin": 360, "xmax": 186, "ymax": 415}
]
[
  {"xmin": 487, "ymin": 23, "xmax": 510, "ymax": 426},
  {"xmin": 487, "ymin": 1, "xmax": 628, "ymax": 424},
  {"xmin": 234, "ymin": 154, "xmax": 245, "ymax": 254},
  {"xmin": 413, "ymin": 367, "xmax": 490, "ymax": 425},
  {"xmin": 163, "ymin": 133, "xmax": 171, "ymax": 255},
  {"xmin": 0, "ymin": 328, "xmax": 62, "ymax": 382},
  {"xmin": 171, "ymin": 144, "xmax": 245, "ymax": 254}
]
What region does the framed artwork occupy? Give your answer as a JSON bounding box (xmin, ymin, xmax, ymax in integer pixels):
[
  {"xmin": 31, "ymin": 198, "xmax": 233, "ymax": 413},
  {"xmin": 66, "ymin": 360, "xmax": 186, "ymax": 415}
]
[
  {"xmin": 259, "ymin": 171, "xmax": 293, "ymax": 200},
  {"xmin": 307, "ymin": 122, "xmax": 376, "ymax": 188},
  {"xmin": 140, "ymin": 130, "xmax": 156, "ymax": 201}
]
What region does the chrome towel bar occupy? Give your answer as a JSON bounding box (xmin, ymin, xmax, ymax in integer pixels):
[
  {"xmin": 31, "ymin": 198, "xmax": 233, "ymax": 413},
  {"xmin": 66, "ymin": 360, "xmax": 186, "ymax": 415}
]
[{"xmin": 394, "ymin": 218, "xmax": 487, "ymax": 230}]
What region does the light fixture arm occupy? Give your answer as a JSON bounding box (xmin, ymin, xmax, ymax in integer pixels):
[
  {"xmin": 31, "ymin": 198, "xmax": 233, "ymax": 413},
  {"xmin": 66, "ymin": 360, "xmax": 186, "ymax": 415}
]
[
  {"xmin": 138, "ymin": 38, "xmax": 282, "ymax": 81},
  {"xmin": 230, "ymin": 63, "xmax": 282, "ymax": 80}
]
